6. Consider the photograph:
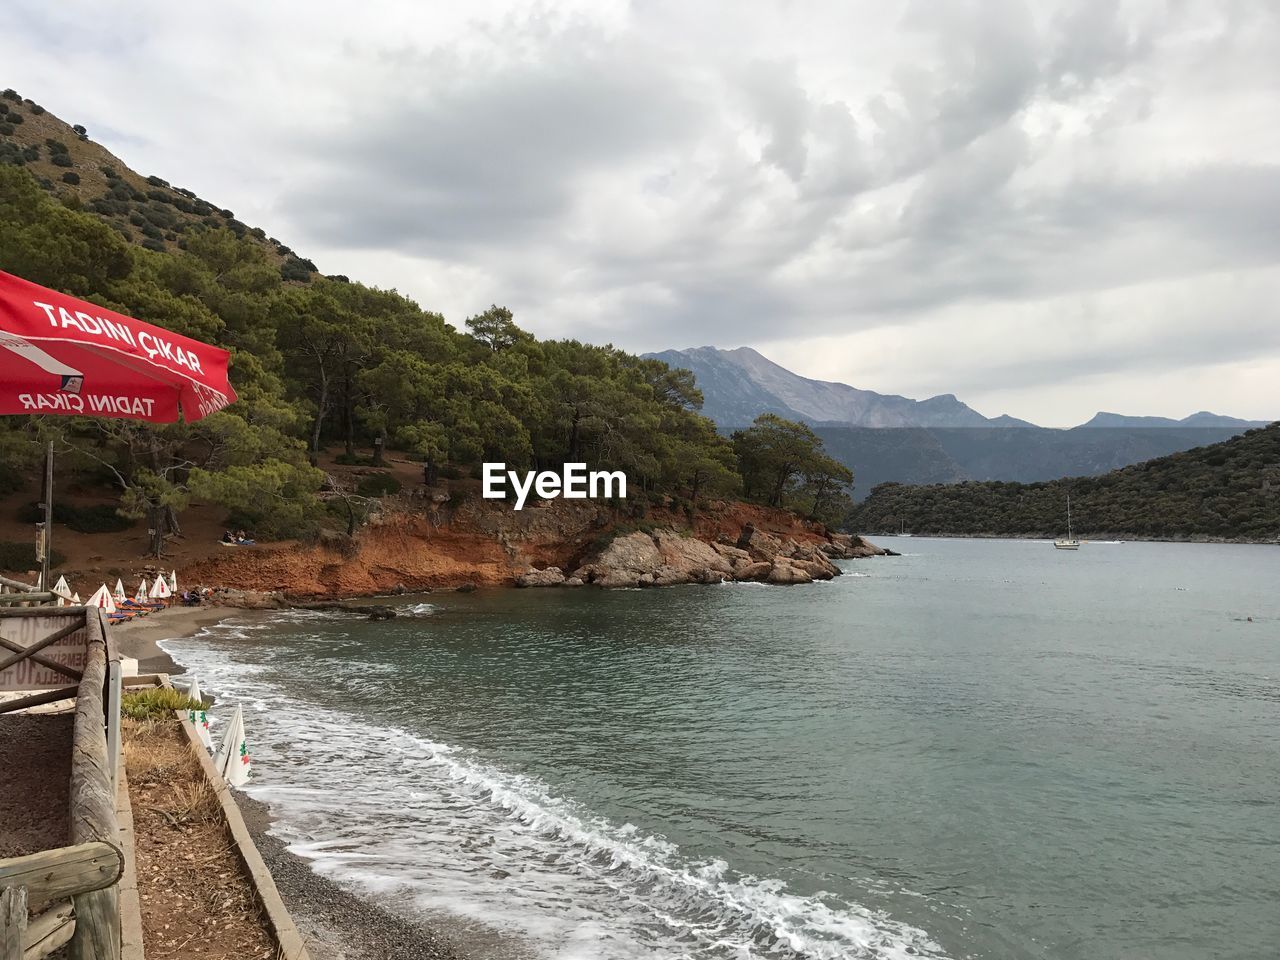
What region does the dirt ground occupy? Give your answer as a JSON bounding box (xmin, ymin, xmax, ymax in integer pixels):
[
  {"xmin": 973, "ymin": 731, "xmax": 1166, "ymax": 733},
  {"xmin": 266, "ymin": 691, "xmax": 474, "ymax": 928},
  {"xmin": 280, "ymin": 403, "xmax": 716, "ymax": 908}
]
[
  {"xmin": 124, "ymin": 717, "xmax": 277, "ymax": 960},
  {"xmin": 0, "ymin": 712, "xmax": 72, "ymax": 859}
]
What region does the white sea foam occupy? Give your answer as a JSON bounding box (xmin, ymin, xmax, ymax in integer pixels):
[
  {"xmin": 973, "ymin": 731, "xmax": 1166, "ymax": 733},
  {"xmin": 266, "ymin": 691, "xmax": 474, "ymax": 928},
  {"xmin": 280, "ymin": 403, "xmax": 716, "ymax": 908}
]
[
  {"xmin": 164, "ymin": 619, "xmax": 951, "ymax": 960},
  {"xmin": 403, "ymin": 602, "xmax": 438, "ymax": 616}
]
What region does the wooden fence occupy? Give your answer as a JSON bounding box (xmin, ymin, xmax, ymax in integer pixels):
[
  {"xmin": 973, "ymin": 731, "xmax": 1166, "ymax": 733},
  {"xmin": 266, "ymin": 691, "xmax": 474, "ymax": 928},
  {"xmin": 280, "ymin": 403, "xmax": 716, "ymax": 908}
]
[{"xmin": 0, "ymin": 607, "xmax": 123, "ymax": 960}]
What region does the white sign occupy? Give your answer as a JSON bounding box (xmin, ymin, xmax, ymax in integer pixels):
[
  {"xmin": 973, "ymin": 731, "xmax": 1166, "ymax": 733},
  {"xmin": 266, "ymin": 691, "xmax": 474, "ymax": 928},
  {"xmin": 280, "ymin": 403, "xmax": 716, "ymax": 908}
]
[
  {"xmin": 0, "ymin": 615, "xmax": 88, "ymax": 691},
  {"xmin": 481, "ymin": 462, "xmax": 626, "ymax": 510}
]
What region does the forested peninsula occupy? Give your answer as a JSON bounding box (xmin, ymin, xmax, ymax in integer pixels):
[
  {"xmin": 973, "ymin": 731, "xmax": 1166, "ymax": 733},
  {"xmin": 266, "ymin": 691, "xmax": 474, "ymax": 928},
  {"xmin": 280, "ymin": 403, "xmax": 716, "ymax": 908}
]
[
  {"xmin": 852, "ymin": 424, "xmax": 1280, "ymax": 542},
  {"xmin": 1, "ymin": 92, "xmax": 860, "ymax": 590}
]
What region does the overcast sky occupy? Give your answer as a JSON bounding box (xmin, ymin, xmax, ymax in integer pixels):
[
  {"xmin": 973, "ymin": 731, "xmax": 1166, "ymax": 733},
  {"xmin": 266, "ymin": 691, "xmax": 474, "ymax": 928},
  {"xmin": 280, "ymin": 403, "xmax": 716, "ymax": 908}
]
[{"xmin": 10, "ymin": 0, "xmax": 1280, "ymax": 426}]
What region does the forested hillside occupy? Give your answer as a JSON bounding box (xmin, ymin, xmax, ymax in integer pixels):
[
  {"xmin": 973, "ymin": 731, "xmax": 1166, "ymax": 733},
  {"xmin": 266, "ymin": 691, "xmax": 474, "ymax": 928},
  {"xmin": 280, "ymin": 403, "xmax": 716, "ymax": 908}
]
[
  {"xmin": 851, "ymin": 424, "xmax": 1280, "ymax": 541},
  {"xmin": 0, "ymin": 93, "xmax": 855, "ymax": 560}
]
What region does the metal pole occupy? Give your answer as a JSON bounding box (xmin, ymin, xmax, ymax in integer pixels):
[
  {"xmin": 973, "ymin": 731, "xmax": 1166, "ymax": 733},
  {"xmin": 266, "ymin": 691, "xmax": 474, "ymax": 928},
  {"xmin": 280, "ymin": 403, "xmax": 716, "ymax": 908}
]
[{"xmin": 41, "ymin": 440, "xmax": 54, "ymax": 591}]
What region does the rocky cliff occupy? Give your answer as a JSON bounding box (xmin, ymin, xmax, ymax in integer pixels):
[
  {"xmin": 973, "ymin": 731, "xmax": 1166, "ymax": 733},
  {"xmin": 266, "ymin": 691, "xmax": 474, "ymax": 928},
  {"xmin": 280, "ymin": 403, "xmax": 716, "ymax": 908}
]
[{"xmin": 182, "ymin": 495, "xmax": 888, "ymax": 597}]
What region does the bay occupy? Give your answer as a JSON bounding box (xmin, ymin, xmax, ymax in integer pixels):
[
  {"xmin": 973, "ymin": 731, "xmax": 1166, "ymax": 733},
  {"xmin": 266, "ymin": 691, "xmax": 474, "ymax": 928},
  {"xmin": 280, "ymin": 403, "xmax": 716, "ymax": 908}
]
[{"xmin": 165, "ymin": 538, "xmax": 1280, "ymax": 959}]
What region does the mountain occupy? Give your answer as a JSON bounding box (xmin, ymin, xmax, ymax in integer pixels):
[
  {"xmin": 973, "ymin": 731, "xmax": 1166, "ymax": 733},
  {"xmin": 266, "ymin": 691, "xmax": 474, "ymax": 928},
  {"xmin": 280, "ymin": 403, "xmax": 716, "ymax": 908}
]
[
  {"xmin": 1079, "ymin": 411, "xmax": 1270, "ymax": 429},
  {"xmin": 645, "ymin": 346, "xmax": 1032, "ymax": 428},
  {"xmin": 0, "ymin": 88, "xmax": 318, "ymax": 277},
  {"xmin": 851, "ymin": 423, "xmax": 1280, "ymax": 541},
  {"xmin": 650, "ymin": 345, "xmax": 1271, "ymax": 499}
]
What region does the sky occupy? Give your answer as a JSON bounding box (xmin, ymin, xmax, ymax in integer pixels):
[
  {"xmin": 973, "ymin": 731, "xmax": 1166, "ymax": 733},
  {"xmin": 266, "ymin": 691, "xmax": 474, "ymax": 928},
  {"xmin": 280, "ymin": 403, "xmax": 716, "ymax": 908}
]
[{"xmin": 8, "ymin": 0, "xmax": 1280, "ymax": 427}]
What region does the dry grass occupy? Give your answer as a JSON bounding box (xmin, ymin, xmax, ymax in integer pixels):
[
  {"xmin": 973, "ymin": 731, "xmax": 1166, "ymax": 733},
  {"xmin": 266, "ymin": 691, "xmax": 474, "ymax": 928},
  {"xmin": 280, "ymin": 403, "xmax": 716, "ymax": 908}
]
[{"xmin": 124, "ymin": 716, "xmax": 277, "ymax": 959}]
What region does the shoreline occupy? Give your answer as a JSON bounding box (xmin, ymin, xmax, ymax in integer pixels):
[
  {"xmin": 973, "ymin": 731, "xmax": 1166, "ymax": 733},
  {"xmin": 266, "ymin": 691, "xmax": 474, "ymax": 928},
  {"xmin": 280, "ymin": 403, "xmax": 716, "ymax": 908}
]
[
  {"xmin": 111, "ymin": 604, "xmax": 235, "ymax": 674},
  {"xmin": 866, "ymin": 532, "xmax": 1279, "ymax": 544},
  {"xmin": 234, "ymin": 793, "xmax": 480, "ymax": 960}
]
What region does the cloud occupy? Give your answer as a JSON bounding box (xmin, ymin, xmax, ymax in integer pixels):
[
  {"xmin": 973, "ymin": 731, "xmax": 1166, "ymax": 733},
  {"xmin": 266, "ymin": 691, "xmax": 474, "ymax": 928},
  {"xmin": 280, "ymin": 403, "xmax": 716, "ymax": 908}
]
[{"xmin": 5, "ymin": 0, "xmax": 1279, "ymax": 424}]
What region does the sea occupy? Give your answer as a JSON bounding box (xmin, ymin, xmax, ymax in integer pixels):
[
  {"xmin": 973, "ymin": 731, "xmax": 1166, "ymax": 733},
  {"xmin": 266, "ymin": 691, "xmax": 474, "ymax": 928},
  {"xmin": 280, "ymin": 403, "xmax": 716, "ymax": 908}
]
[{"xmin": 162, "ymin": 538, "xmax": 1280, "ymax": 960}]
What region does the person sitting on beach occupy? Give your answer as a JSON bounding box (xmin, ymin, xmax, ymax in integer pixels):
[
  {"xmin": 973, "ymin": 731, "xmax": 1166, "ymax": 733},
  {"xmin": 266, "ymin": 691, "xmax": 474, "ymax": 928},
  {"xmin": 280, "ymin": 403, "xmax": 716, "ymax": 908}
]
[{"xmin": 222, "ymin": 530, "xmax": 235, "ymax": 544}]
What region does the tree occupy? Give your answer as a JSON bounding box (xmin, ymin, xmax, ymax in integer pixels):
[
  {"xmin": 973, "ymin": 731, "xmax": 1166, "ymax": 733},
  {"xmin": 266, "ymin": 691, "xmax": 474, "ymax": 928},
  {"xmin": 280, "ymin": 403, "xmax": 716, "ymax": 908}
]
[
  {"xmin": 732, "ymin": 414, "xmax": 851, "ymax": 510},
  {"xmin": 465, "ymin": 305, "xmax": 527, "ymax": 352}
]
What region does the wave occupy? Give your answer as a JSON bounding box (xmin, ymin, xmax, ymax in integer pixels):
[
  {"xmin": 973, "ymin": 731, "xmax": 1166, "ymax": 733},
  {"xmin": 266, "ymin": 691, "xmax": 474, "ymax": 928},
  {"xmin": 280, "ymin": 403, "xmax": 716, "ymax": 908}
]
[{"xmin": 164, "ymin": 620, "xmax": 950, "ymax": 960}]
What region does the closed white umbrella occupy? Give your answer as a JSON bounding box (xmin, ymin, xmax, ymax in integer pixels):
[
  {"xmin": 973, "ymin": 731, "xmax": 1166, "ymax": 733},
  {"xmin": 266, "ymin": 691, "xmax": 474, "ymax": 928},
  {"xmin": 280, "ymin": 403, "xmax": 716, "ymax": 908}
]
[
  {"xmin": 135, "ymin": 579, "xmax": 148, "ymax": 604},
  {"xmin": 113, "ymin": 579, "xmax": 128, "ymax": 604},
  {"xmin": 87, "ymin": 583, "xmax": 116, "ymax": 614},
  {"xmin": 149, "ymin": 575, "xmax": 171, "ymax": 600},
  {"xmin": 184, "ymin": 676, "xmax": 213, "ymax": 751},
  {"xmin": 214, "ymin": 704, "xmax": 252, "ymax": 787}
]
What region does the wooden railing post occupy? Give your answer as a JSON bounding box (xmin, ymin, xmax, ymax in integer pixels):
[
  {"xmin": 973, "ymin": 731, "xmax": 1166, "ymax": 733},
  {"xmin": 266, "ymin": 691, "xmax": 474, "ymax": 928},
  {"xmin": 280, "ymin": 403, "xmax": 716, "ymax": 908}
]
[
  {"xmin": 1, "ymin": 885, "xmax": 27, "ymax": 960},
  {"xmin": 67, "ymin": 610, "xmax": 120, "ymax": 960}
]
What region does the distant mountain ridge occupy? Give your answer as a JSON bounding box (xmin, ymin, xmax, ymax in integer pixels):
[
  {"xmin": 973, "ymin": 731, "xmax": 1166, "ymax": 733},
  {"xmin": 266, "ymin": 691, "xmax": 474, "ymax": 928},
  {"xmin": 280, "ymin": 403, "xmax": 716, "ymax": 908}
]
[
  {"xmin": 645, "ymin": 346, "xmax": 1035, "ymax": 428},
  {"xmin": 1079, "ymin": 411, "xmax": 1270, "ymax": 429},
  {"xmin": 648, "ymin": 346, "xmax": 1273, "ymax": 499}
]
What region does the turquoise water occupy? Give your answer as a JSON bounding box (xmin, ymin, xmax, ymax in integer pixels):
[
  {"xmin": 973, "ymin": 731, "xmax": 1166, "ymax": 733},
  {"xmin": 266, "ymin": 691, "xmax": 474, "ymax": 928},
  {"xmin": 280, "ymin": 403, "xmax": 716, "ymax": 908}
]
[{"xmin": 166, "ymin": 539, "xmax": 1280, "ymax": 959}]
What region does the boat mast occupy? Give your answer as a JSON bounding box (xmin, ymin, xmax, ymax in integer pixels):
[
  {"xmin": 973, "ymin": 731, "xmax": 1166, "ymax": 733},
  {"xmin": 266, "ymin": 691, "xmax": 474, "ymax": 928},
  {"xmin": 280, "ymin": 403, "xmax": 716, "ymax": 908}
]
[{"xmin": 1067, "ymin": 494, "xmax": 1073, "ymax": 540}]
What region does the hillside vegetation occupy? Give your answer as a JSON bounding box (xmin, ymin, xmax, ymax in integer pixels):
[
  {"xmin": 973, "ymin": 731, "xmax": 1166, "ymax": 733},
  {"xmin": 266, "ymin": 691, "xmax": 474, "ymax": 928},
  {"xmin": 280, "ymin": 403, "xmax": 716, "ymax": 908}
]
[
  {"xmin": 852, "ymin": 424, "xmax": 1280, "ymax": 541},
  {"xmin": 0, "ymin": 92, "xmax": 855, "ymax": 563}
]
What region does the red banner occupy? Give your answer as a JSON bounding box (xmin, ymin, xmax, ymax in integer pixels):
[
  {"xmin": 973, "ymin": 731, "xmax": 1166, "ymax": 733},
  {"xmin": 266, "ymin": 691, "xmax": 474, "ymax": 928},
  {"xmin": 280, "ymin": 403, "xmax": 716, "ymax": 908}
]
[{"xmin": 0, "ymin": 269, "xmax": 236, "ymax": 423}]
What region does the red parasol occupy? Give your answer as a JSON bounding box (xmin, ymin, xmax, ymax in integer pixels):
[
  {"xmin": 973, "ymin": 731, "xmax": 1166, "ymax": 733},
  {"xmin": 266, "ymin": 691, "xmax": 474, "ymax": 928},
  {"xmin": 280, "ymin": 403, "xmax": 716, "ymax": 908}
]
[{"xmin": 0, "ymin": 268, "xmax": 236, "ymax": 423}]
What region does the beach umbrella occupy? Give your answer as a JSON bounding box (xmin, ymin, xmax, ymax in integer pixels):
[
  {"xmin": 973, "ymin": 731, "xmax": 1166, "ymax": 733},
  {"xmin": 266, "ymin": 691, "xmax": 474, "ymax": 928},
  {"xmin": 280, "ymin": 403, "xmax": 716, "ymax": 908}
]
[
  {"xmin": 149, "ymin": 575, "xmax": 172, "ymax": 600},
  {"xmin": 214, "ymin": 704, "xmax": 252, "ymax": 787},
  {"xmin": 52, "ymin": 574, "xmax": 73, "ymax": 605},
  {"xmin": 0, "ymin": 268, "xmax": 238, "ymax": 581},
  {"xmin": 135, "ymin": 578, "xmax": 148, "ymax": 603},
  {"xmin": 113, "ymin": 578, "xmax": 128, "ymax": 604},
  {"xmin": 87, "ymin": 583, "xmax": 117, "ymax": 613},
  {"xmin": 169, "ymin": 569, "xmax": 178, "ymax": 594},
  {"xmin": 71, "ymin": 591, "xmax": 81, "ymax": 604},
  {"xmin": 185, "ymin": 676, "xmax": 213, "ymax": 751},
  {"xmin": 0, "ymin": 269, "xmax": 237, "ymax": 423}
]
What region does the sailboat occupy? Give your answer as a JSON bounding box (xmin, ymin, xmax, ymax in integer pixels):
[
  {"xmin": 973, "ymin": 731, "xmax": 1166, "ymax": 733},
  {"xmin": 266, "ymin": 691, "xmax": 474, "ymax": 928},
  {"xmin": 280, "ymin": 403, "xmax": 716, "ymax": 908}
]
[
  {"xmin": 898, "ymin": 520, "xmax": 912, "ymax": 538},
  {"xmin": 1054, "ymin": 495, "xmax": 1080, "ymax": 550}
]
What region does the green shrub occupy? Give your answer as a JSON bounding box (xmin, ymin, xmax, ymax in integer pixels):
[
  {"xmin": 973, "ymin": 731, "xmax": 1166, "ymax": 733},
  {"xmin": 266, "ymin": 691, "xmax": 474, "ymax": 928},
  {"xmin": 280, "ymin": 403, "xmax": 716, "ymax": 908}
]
[
  {"xmin": 356, "ymin": 473, "xmax": 401, "ymax": 498},
  {"xmin": 29, "ymin": 103, "xmax": 45, "ymax": 115},
  {"xmin": 45, "ymin": 138, "xmax": 68, "ymax": 154},
  {"xmin": 61, "ymin": 171, "xmax": 80, "ymax": 185},
  {"xmin": 5, "ymin": 113, "xmax": 20, "ymax": 125},
  {"xmin": 145, "ymin": 175, "xmax": 169, "ymax": 187},
  {"xmin": 0, "ymin": 540, "xmax": 65, "ymax": 571},
  {"xmin": 50, "ymin": 153, "xmax": 73, "ymax": 168},
  {"xmin": 72, "ymin": 124, "xmax": 87, "ymax": 139},
  {"xmin": 333, "ymin": 452, "xmax": 371, "ymax": 466},
  {"xmin": 1, "ymin": 89, "xmax": 20, "ymax": 102},
  {"xmin": 141, "ymin": 237, "xmax": 166, "ymax": 252},
  {"xmin": 21, "ymin": 144, "xmax": 39, "ymax": 161},
  {"xmin": 0, "ymin": 123, "xmax": 13, "ymax": 137},
  {"xmin": 17, "ymin": 501, "xmax": 133, "ymax": 533},
  {"xmin": 280, "ymin": 257, "xmax": 313, "ymax": 282},
  {"xmin": 99, "ymin": 164, "xmax": 117, "ymax": 177},
  {"xmin": 128, "ymin": 211, "xmax": 145, "ymax": 226},
  {"xmin": 121, "ymin": 687, "xmax": 203, "ymax": 721}
]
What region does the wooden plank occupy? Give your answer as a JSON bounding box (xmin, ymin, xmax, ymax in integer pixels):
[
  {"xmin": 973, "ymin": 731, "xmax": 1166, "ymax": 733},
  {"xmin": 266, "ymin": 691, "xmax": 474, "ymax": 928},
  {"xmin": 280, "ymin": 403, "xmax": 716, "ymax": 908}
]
[
  {"xmin": 0, "ymin": 607, "xmax": 89, "ymax": 618},
  {"xmin": 2, "ymin": 886, "xmax": 26, "ymax": 960},
  {"xmin": 112, "ymin": 769, "xmax": 143, "ymax": 960},
  {"xmin": 69, "ymin": 611, "xmax": 120, "ymax": 960},
  {"xmin": 22, "ymin": 902, "xmax": 73, "ymax": 960},
  {"xmin": 0, "ymin": 621, "xmax": 86, "ymax": 675},
  {"xmin": 0, "ymin": 685, "xmax": 79, "ymax": 715},
  {"xmin": 0, "ymin": 845, "xmax": 122, "ymax": 908},
  {"xmin": 0, "ymin": 595, "xmax": 57, "ymax": 607},
  {"xmin": 0, "ymin": 576, "xmax": 39, "ymax": 593}
]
